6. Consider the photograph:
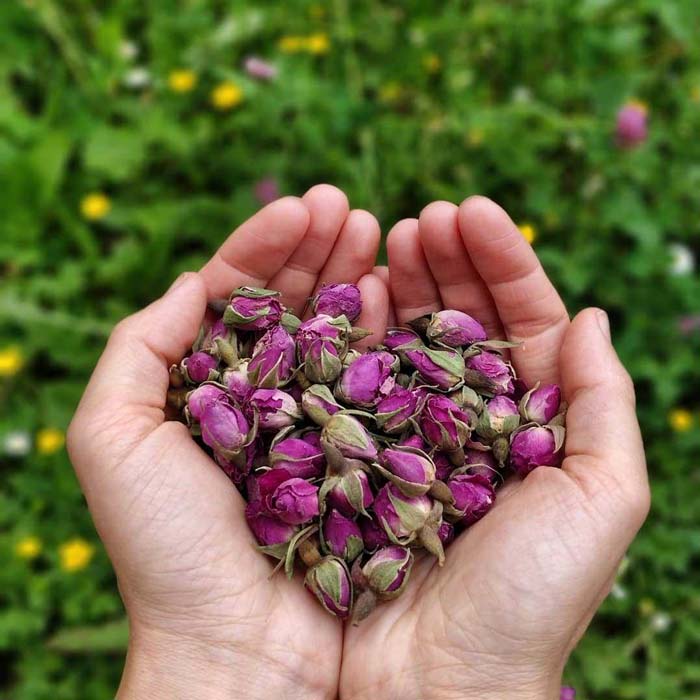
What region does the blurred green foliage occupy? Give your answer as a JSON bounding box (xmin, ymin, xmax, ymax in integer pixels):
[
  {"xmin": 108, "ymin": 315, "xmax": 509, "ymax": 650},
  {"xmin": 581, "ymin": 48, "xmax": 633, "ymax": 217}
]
[{"xmin": 1, "ymin": 0, "xmax": 700, "ymax": 698}]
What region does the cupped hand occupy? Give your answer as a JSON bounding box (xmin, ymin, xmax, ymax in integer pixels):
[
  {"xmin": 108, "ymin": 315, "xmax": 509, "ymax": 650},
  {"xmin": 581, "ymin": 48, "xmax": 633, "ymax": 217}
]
[
  {"xmin": 67, "ymin": 186, "xmax": 389, "ymax": 700},
  {"xmin": 340, "ymin": 198, "xmax": 650, "ymax": 700}
]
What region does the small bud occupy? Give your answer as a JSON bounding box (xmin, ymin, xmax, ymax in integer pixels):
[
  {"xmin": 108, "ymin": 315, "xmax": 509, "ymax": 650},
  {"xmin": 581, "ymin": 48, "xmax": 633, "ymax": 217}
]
[
  {"xmin": 419, "ymin": 394, "xmax": 473, "ymax": 452},
  {"xmin": 432, "ymin": 451, "xmax": 454, "ymax": 481},
  {"xmin": 358, "ymin": 512, "xmax": 391, "ymax": 551},
  {"xmin": 437, "ymin": 521, "xmax": 455, "ymax": 546},
  {"xmin": 221, "ymin": 360, "xmax": 254, "ymax": 404},
  {"xmin": 375, "ymin": 386, "xmax": 422, "ymax": 434},
  {"xmin": 426, "ymin": 310, "xmax": 488, "ymax": 347},
  {"xmin": 304, "ymin": 556, "xmax": 353, "ymax": 619},
  {"xmin": 464, "ymin": 448, "xmax": 499, "ymax": 482},
  {"xmin": 326, "ymin": 468, "xmax": 375, "ymax": 517},
  {"xmin": 200, "ymin": 401, "xmax": 250, "ymax": 460},
  {"xmin": 181, "ymin": 351, "xmax": 219, "ymax": 384},
  {"xmin": 245, "ymin": 500, "xmax": 299, "ymax": 547},
  {"xmin": 224, "ymin": 288, "xmax": 283, "ymax": 331},
  {"xmin": 322, "ymin": 509, "xmax": 364, "ymax": 561},
  {"xmin": 519, "ymin": 384, "xmax": 562, "ymax": 424},
  {"xmin": 448, "ymin": 385, "xmax": 484, "ymax": 414},
  {"xmin": 509, "ymin": 425, "xmax": 564, "ymax": 477},
  {"xmin": 362, "ymin": 545, "xmax": 413, "ymax": 600},
  {"xmin": 312, "ymin": 283, "xmax": 362, "ymax": 322},
  {"xmin": 247, "ymin": 388, "xmax": 302, "ymax": 431},
  {"xmin": 302, "ymin": 384, "xmax": 343, "ymax": 426},
  {"xmin": 445, "ymin": 473, "xmax": 495, "ymax": 525},
  {"xmin": 186, "ymin": 384, "xmax": 229, "ymax": 422},
  {"xmin": 398, "ymin": 434, "xmax": 428, "ymax": 451},
  {"xmin": 373, "ymin": 483, "xmax": 433, "ymax": 542},
  {"xmin": 269, "ymin": 435, "xmax": 325, "ymax": 479},
  {"xmin": 248, "ymin": 326, "xmax": 296, "ymax": 388},
  {"xmin": 382, "ymin": 328, "xmax": 423, "ymax": 353},
  {"xmin": 255, "ymin": 468, "xmax": 320, "ymax": 525},
  {"xmin": 297, "ymin": 314, "xmax": 349, "ymax": 355},
  {"xmin": 335, "ymin": 351, "xmax": 398, "ymax": 408},
  {"xmin": 464, "ymin": 351, "xmax": 514, "ymax": 396},
  {"xmin": 303, "ymin": 338, "xmax": 343, "ymax": 384},
  {"xmin": 322, "ymin": 413, "xmax": 378, "ymax": 461},
  {"xmin": 476, "ymin": 396, "xmax": 520, "ymax": 441},
  {"xmin": 404, "ymin": 346, "xmax": 465, "ymax": 390},
  {"xmin": 375, "ymin": 446, "xmax": 436, "ymax": 496}
]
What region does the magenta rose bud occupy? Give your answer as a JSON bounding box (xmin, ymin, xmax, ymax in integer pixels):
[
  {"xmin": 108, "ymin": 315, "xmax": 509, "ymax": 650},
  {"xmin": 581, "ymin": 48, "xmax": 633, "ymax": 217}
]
[
  {"xmin": 376, "ymin": 447, "xmax": 436, "ymax": 496},
  {"xmin": 247, "ymin": 388, "xmax": 302, "ymax": 431},
  {"xmin": 383, "ymin": 327, "xmax": 423, "ymax": 353},
  {"xmin": 322, "ymin": 509, "xmax": 364, "ymax": 561},
  {"xmin": 269, "ymin": 436, "xmax": 325, "ymax": 479},
  {"xmin": 433, "ymin": 451, "xmax": 454, "ymax": 481},
  {"xmin": 427, "ymin": 309, "xmax": 488, "ymax": 347},
  {"xmin": 244, "ymin": 56, "xmax": 278, "ymax": 81},
  {"xmin": 245, "ymin": 500, "xmax": 298, "ymax": 546},
  {"xmin": 476, "ymin": 396, "xmax": 520, "ymax": 440},
  {"xmin": 336, "ymin": 351, "xmax": 397, "ymax": 408},
  {"xmin": 520, "ymin": 384, "xmax": 562, "ymax": 424},
  {"xmin": 374, "ymin": 483, "xmax": 433, "ymax": 540},
  {"xmin": 560, "ymin": 687, "xmax": 576, "ymax": 700},
  {"xmin": 327, "ymin": 469, "xmax": 374, "ymax": 516},
  {"xmin": 297, "ymin": 314, "xmax": 348, "ymax": 355},
  {"xmin": 464, "ymin": 351, "xmax": 514, "ymax": 396},
  {"xmin": 616, "ymin": 102, "xmax": 647, "ymax": 149},
  {"xmin": 224, "ymin": 287, "xmax": 283, "ymax": 331},
  {"xmin": 446, "ymin": 473, "xmax": 495, "ymax": 526},
  {"xmin": 200, "ymin": 401, "xmax": 250, "ymax": 459},
  {"xmin": 303, "ymin": 338, "xmax": 343, "ymax": 384},
  {"xmin": 419, "ymin": 394, "xmax": 473, "ymax": 452},
  {"xmin": 437, "ymin": 521, "xmax": 455, "ymax": 546},
  {"xmin": 322, "ymin": 413, "xmax": 378, "ymax": 461},
  {"xmin": 376, "ymin": 386, "xmax": 421, "ymax": 434},
  {"xmin": 399, "ymin": 434, "xmax": 428, "ymax": 451},
  {"xmin": 404, "ymin": 346, "xmax": 465, "ymax": 390},
  {"xmin": 359, "ymin": 513, "xmax": 391, "ymax": 551},
  {"xmin": 304, "ymin": 556, "xmax": 353, "ymax": 618},
  {"xmin": 509, "ymin": 425, "xmax": 563, "ymax": 476},
  {"xmin": 182, "ymin": 351, "xmax": 219, "ymax": 384},
  {"xmin": 464, "ymin": 448, "xmax": 499, "ymax": 482},
  {"xmin": 221, "ymin": 360, "xmax": 254, "ymax": 404},
  {"xmin": 248, "ymin": 326, "xmax": 296, "ymax": 388},
  {"xmin": 256, "ymin": 469, "xmax": 319, "ymax": 525},
  {"xmin": 302, "ymin": 384, "xmax": 343, "ymax": 426},
  {"xmin": 312, "ymin": 283, "xmax": 362, "ymax": 322},
  {"xmin": 186, "ymin": 384, "xmax": 228, "ymax": 421},
  {"xmin": 362, "ymin": 545, "xmax": 414, "ymax": 599}
]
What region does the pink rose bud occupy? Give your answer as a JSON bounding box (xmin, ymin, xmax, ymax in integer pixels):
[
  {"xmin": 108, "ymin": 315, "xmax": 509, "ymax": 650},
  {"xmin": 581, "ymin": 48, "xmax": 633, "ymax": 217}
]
[
  {"xmin": 361, "ymin": 545, "xmax": 414, "ymax": 599},
  {"xmin": 322, "ymin": 413, "xmax": 378, "ymax": 461},
  {"xmin": 464, "ymin": 448, "xmax": 499, "ymax": 482},
  {"xmin": 255, "ymin": 468, "xmax": 319, "ymax": 525},
  {"xmin": 476, "ymin": 395, "xmax": 520, "ymax": 440},
  {"xmin": 200, "ymin": 401, "xmax": 250, "ymax": 460},
  {"xmin": 222, "ymin": 360, "xmax": 254, "ymax": 404},
  {"xmin": 304, "ymin": 556, "xmax": 353, "ymax": 619},
  {"xmin": 376, "ymin": 447, "xmax": 436, "ymax": 496},
  {"xmin": 181, "ymin": 351, "xmax": 219, "ymax": 384},
  {"xmin": 616, "ymin": 102, "xmax": 647, "ymax": 148},
  {"xmin": 404, "ymin": 346, "xmax": 465, "ymax": 390},
  {"xmin": 245, "ymin": 500, "xmax": 298, "ymax": 546},
  {"xmin": 445, "ymin": 472, "xmax": 495, "ymax": 526},
  {"xmin": 269, "ymin": 435, "xmax": 325, "ymax": 479},
  {"xmin": 327, "ymin": 468, "xmax": 375, "ymax": 516},
  {"xmin": 437, "ymin": 521, "xmax": 455, "ymax": 546},
  {"xmin": 464, "ymin": 351, "xmax": 514, "ymax": 395},
  {"xmin": 224, "ymin": 287, "xmax": 284, "ymax": 331},
  {"xmin": 509, "ymin": 425, "xmax": 563, "ymax": 476},
  {"xmin": 312, "ymin": 283, "xmax": 362, "ymax": 322},
  {"xmin": 303, "ymin": 337, "xmax": 343, "ymax": 384},
  {"xmin": 302, "ymin": 384, "xmax": 342, "ymax": 426},
  {"xmin": 374, "ymin": 483, "xmax": 433, "ymax": 540},
  {"xmin": 336, "ymin": 351, "xmax": 397, "ymax": 408},
  {"xmin": 322, "ymin": 509, "xmax": 364, "ymax": 561},
  {"xmin": 244, "ymin": 56, "xmax": 278, "ymax": 81},
  {"xmin": 248, "ymin": 326, "xmax": 296, "ymax": 388},
  {"xmin": 432, "ymin": 451, "xmax": 454, "ymax": 481},
  {"xmin": 560, "ymin": 687, "xmax": 576, "ymax": 700},
  {"xmin": 215, "ymin": 446, "xmax": 255, "ymax": 485},
  {"xmin": 358, "ymin": 512, "xmax": 391, "ymax": 551},
  {"xmin": 382, "ymin": 327, "xmax": 423, "ymax": 353},
  {"xmin": 426, "ymin": 309, "xmax": 488, "ymax": 347},
  {"xmin": 398, "ymin": 434, "xmax": 428, "ymax": 451},
  {"xmin": 247, "ymin": 388, "xmax": 302, "ymax": 431},
  {"xmin": 448, "ymin": 385, "xmax": 484, "ymax": 413},
  {"xmin": 186, "ymin": 384, "xmax": 228, "ymax": 421},
  {"xmin": 253, "ymin": 177, "xmax": 280, "ymax": 205},
  {"xmin": 297, "ymin": 314, "xmax": 348, "ymax": 356},
  {"xmin": 376, "ymin": 386, "xmax": 421, "ymax": 434},
  {"xmin": 419, "ymin": 394, "xmax": 473, "ymax": 452},
  {"xmin": 519, "ymin": 384, "xmax": 561, "ymax": 424}
]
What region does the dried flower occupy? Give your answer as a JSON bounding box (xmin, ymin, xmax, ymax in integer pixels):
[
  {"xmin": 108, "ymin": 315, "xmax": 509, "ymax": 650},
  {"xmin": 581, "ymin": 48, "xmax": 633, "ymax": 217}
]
[
  {"xmin": 375, "ymin": 386, "xmax": 422, "ymax": 434},
  {"xmin": 326, "ymin": 468, "xmax": 375, "ymax": 516},
  {"xmin": 248, "ymin": 388, "xmax": 302, "ymax": 431},
  {"xmin": 445, "ymin": 473, "xmax": 495, "ymax": 525},
  {"xmin": 224, "ymin": 288, "xmax": 283, "ymax": 331},
  {"xmin": 509, "ymin": 425, "xmax": 563, "ymax": 476},
  {"xmin": 420, "ymin": 394, "xmax": 473, "ymax": 452},
  {"xmin": 375, "ymin": 446, "xmax": 436, "ymax": 496},
  {"xmin": 404, "ymin": 346, "xmax": 465, "ymax": 390},
  {"xmin": 464, "ymin": 351, "xmax": 514, "ymax": 395},
  {"xmin": 426, "ymin": 310, "xmax": 488, "ymax": 347},
  {"xmin": 336, "ymin": 351, "xmax": 397, "ymax": 408},
  {"xmin": 269, "ymin": 435, "xmax": 326, "ymax": 479},
  {"xmin": 200, "ymin": 401, "xmax": 250, "ymax": 460},
  {"xmin": 312, "ymin": 283, "xmax": 362, "ymax": 321},
  {"xmin": 322, "ymin": 413, "xmax": 378, "ymax": 461},
  {"xmin": 361, "ymin": 545, "xmax": 413, "ymax": 599},
  {"xmin": 245, "ymin": 500, "xmax": 299, "ymax": 547},
  {"xmin": 322, "ymin": 510, "xmax": 364, "ymax": 561},
  {"xmin": 304, "ymin": 556, "xmax": 353, "ymax": 618},
  {"xmin": 520, "ymin": 384, "xmax": 562, "ymax": 424},
  {"xmin": 182, "ymin": 351, "xmax": 219, "ymax": 384},
  {"xmin": 248, "ymin": 326, "xmax": 296, "ymax": 388}
]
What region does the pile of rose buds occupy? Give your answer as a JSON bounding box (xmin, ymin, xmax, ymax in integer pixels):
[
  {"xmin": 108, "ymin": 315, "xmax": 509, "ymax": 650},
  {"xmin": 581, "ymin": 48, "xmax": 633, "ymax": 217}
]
[{"xmin": 168, "ymin": 283, "xmax": 566, "ymax": 623}]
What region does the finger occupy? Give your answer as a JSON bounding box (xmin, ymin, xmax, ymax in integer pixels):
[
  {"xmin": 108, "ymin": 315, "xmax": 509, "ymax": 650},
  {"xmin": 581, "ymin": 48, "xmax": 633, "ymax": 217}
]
[
  {"xmin": 418, "ymin": 201, "xmax": 503, "ymax": 338},
  {"xmin": 313, "ymin": 209, "xmax": 381, "ymax": 298},
  {"xmin": 560, "ymin": 308, "xmax": 650, "ymax": 526},
  {"xmin": 67, "ymin": 272, "xmax": 208, "ymax": 472},
  {"xmin": 353, "ymin": 273, "xmax": 390, "ymax": 350},
  {"xmin": 199, "ymin": 197, "xmax": 310, "ymax": 299},
  {"xmin": 373, "ymin": 265, "xmax": 396, "ymax": 327},
  {"xmin": 457, "ymin": 196, "xmax": 569, "ymax": 385},
  {"xmin": 268, "ymin": 184, "xmax": 349, "ymax": 314},
  {"xmin": 386, "ymin": 218, "xmax": 441, "ymax": 325}
]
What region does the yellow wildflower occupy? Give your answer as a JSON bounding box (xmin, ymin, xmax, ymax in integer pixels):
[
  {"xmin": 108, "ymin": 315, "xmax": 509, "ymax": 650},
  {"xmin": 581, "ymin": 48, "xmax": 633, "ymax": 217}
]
[
  {"xmin": 211, "ymin": 81, "xmax": 244, "ymax": 110},
  {"xmin": 80, "ymin": 193, "xmax": 111, "ymax": 221},
  {"xmin": 518, "ymin": 223, "xmax": 537, "ymax": 244},
  {"xmin": 423, "ymin": 53, "xmax": 442, "ymax": 74},
  {"xmin": 37, "ymin": 428, "xmax": 65, "ymax": 455},
  {"xmin": 279, "ymin": 35, "xmax": 306, "ymax": 53},
  {"xmin": 669, "ymin": 408, "xmax": 693, "ymax": 432},
  {"xmin": 15, "ymin": 536, "xmax": 42, "ymax": 560},
  {"xmin": 59, "ymin": 538, "xmax": 95, "ymax": 572},
  {"xmin": 306, "ymin": 33, "xmax": 330, "ymax": 55},
  {"xmin": 168, "ymin": 69, "xmax": 197, "ymax": 93},
  {"xmin": 0, "ymin": 346, "xmax": 24, "ymax": 377}
]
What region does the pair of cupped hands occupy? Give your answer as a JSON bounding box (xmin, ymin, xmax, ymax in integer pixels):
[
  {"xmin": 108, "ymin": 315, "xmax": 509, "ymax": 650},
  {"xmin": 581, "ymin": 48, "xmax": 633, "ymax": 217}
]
[{"xmin": 68, "ymin": 186, "xmax": 650, "ymax": 700}]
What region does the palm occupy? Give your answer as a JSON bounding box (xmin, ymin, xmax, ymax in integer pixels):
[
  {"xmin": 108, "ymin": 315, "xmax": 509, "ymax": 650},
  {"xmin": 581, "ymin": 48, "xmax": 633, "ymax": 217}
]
[{"xmin": 341, "ymin": 198, "xmax": 648, "ymax": 700}]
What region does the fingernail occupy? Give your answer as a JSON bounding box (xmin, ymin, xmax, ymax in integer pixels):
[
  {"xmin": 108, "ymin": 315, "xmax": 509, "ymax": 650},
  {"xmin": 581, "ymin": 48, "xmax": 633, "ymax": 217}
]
[
  {"xmin": 596, "ymin": 309, "xmax": 611, "ymax": 340},
  {"xmin": 167, "ymin": 272, "xmax": 191, "ymax": 294}
]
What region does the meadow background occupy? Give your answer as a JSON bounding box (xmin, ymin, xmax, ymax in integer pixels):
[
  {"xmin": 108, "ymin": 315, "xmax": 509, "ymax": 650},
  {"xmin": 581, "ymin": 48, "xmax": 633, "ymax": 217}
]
[{"xmin": 2, "ymin": 0, "xmax": 700, "ymax": 697}]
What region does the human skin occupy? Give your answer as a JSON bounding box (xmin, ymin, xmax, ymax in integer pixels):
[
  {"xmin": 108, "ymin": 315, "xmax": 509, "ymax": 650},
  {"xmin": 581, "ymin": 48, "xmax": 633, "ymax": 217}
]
[{"xmin": 67, "ymin": 190, "xmax": 649, "ymax": 700}]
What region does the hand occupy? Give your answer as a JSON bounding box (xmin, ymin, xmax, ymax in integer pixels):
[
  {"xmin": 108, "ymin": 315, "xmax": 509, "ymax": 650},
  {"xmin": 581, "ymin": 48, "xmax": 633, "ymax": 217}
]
[
  {"xmin": 67, "ymin": 186, "xmax": 389, "ymax": 700},
  {"xmin": 340, "ymin": 198, "xmax": 650, "ymax": 700}
]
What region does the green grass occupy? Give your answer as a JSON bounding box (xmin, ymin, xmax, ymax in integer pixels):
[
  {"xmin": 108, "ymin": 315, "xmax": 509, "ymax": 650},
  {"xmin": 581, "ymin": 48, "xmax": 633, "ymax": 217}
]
[{"xmin": 1, "ymin": 1, "xmax": 700, "ymax": 698}]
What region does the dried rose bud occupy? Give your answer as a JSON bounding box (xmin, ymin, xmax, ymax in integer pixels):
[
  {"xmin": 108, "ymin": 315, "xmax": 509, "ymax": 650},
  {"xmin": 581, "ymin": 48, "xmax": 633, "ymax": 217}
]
[
  {"xmin": 224, "ymin": 287, "xmax": 283, "ymax": 331},
  {"xmin": 322, "ymin": 413, "xmax": 378, "ymax": 461},
  {"xmin": 509, "ymin": 425, "xmax": 563, "ymax": 476},
  {"xmin": 304, "ymin": 556, "xmax": 353, "ymax": 619},
  {"xmin": 382, "ymin": 328, "xmax": 423, "ymax": 353},
  {"xmin": 248, "ymin": 326, "xmax": 296, "ymax": 388},
  {"xmin": 358, "ymin": 512, "xmax": 391, "ymax": 551},
  {"xmin": 322, "ymin": 509, "xmax": 364, "ymax": 561},
  {"xmin": 445, "ymin": 473, "xmax": 495, "ymax": 525},
  {"xmin": 433, "ymin": 451, "xmax": 454, "ymax": 481},
  {"xmin": 181, "ymin": 351, "xmax": 219, "ymax": 384},
  {"xmin": 255, "ymin": 469, "xmax": 319, "ymax": 525},
  {"xmin": 362, "ymin": 545, "xmax": 413, "ymax": 600},
  {"xmin": 302, "ymin": 384, "xmax": 343, "ymax": 426},
  {"xmin": 327, "ymin": 468, "xmax": 374, "ymax": 517},
  {"xmin": 464, "ymin": 351, "xmax": 514, "ymax": 395},
  {"xmin": 476, "ymin": 396, "xmax": 520, "ymax": 440},
  {"xmin": 269, "ymin": 435, "xmax": 325, "ymax": 479},
  {"xmin": 247, "ymin": 388, "xmax": 302, "ymax": 431},
  {"xmin": 221, "ymin": 360, "xmax": 254, "ymax": 404},
  {"xmin": 448, "ymin": 385, "xmax": 484, "ymax": 414},
  {"xmin": 404, "ymin": 346, "xmax": 465, "ymax": 390},
  {"xmin": 437, "ymin": 521, "xmax": 455, "ymax": 546},
  {"xmin": 374, "ymin": 483, "xmax": 433, "ymax": 541},
  {"xmin": 375, "ymin": 386, "xmax": 421, "ymax": 434},
  {"xmin": 560, "ymin": 687, "xmax": 576, "ymax": 700},
  {"xmin": 398, "ymin": 434, "xmax": 428, "ymax": 451},
  {"xmin": 303, "ymin": 338, "xmax": 343, "ymax": 384},
  {"xmin": 426, "ymin": 310, "xmax": 488, "ymax": 347},
  {"xmin": 336, "ymin": 351, "xmax": 397, "ymax": 408},
  {"xmin": 312, "ymin": 283, "xmax": 362, "ymax": 322},
  {"xmin": 616, "ymin": 101, "xmax": 647, "ymax": 149},
  {"xmin": 375, "ymin": 447, "xmax": 436, "ymax": 496},
  {"xmin": 200, "ymin": 401, "xmax": 250, "ymax": 460},
  {"xmin": 419, "ymin": 394, "xmax": 473, "ymax": 452},
  {"xmin": 297, "ymin": 314, "xmax": 349, "ymax": 356},
  {"xmin": 520, "ymin": 384, "xmax": 562, "ymax": 424},
  {"xmin": 464, "ymin": 448, "xmax": 499, "ymax": 482},
  {"xmin": 245, "ymin": 500, "xmax": 298, "ymax": 547},
  {"xmin": 186, "ymin": 384, "xmax": 228, "ymax": 421}
]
